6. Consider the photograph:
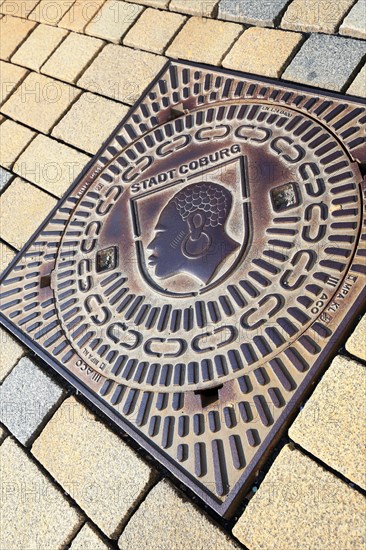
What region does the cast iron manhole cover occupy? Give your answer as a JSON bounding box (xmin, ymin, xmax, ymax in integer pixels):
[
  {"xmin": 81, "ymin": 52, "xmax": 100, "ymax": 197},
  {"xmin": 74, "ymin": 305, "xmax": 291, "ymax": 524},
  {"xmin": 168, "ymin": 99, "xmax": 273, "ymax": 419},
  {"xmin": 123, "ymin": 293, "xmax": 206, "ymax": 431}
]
[{"xmin": 1, "ymin": 61, "xmax": 365, "ymax": 517}]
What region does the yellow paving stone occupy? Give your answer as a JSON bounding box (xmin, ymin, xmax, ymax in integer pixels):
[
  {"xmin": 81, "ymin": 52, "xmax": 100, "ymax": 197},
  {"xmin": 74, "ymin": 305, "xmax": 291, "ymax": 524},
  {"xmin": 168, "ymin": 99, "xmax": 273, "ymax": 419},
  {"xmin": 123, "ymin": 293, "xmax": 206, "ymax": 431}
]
[
  {"xmin": 14, "ymin": 134, "xmax": 90, "ymax": 197},
  {"xmin": 0, "ymin": 241, "xmax": 15, "ymax": 272},
  {"xmin": 170, "ymin": 0, "xmax": 220, "ymax": 17},
  {"xmin": 223, "ymin": 27, "xmax": 303, "ymax": 77},
  {"xmin": 289, "ymin": 356, "xmax": 366, "ymax": 489},
  {"xmin": 0, "ymin": 15, "xmax": 37, "ymax": 61},
  {"xmin": 41, "ymin": 32, "xmax": 104, "ymax": 84},
  {"xmin": 78, "ymin": 44, "xmax": 166, "ymax": 104},
  {"xmin": 124, "ymin": 8, "xmax": 186, "ymax": 55},
  {"xmin": 85, "ymin": 0, "xmax": 143, "ymax": 43},
  {"xmin": 58, "ymin": 0, "xmax": 105, "ymax": 32},
  {"xmin": 29, "ymin": 0, "xmax": 76, "ymax": 24},
  {"xmin": 0, "ymin": 119, "xmax": 35, "ymax": 170},
  {"xmin": 0, "ymin": 177, "xmax": 56, "ymax": 248},
  {"xmin": 346, "ymin": 314, "xmax": 366, "ymax": 360},
  {"xmin": 132, "ymin": 0, "xmax": 170, "ymax": 7},
  {"xmin": 70, "ymin": 524, "xmax": 110, "ymax": 549},
  {"xmin": 281, "ymin": 0, "xmax": 356, "ymax": 34},
  {"xmin": 0, "ymin": 438, "xmax": 84, "ymax": 550},
  {"xmin": 11, "ymin": 23, "xmax": 68, "ymax": 71},
  {"xmin": 0, "ymin": 60, "xmax": 28, "ymax": 105},
  {"xmin": 0, "ymin": 326, "xmax": 24, "ymax": 382},
  {"xmin": 233, "ymin": 445, "xmax": 366, "ymax": 550},
  {"xmin": 1, "ymin": 72, "xmax": 81, "ymax": 133},
  {"xmin": 0, "ymin": 0, "xmax": 41, "ymax": 18},
  {"xmin": 166, "ymin": 17, "xmax": 243, "ymax": 66},
  {"xmin": 118, "ymin": 480, "xmax": 240, "ymax": 550},
  {"xmin": 32, "ymin": 396, "xmax": 156, "ymax": 538},
  {"xmin": 52, "ymin": 92, "xmax": 128, "ymax": 154},
  {"xmin": 347, "ymin": 63, "xmax": 366, "ymax": 98}
]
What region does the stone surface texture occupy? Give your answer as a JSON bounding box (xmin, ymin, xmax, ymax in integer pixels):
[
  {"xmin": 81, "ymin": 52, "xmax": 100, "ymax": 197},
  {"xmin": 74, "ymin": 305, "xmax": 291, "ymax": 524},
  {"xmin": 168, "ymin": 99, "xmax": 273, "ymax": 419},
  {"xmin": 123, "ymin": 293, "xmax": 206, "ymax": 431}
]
[
  {"xmin": 58, "ymin": 0, "xmax": 105, "ymax": 32},
  {"xmin": 0, "ymin": 326, "xmax": 24, "ymax": 382},
  {"xmin": 223, "ymin": 27, "xmax": 303, "ymax": 77},
  {"xmin": 0, "ymin": 60, "xmax": 28, "ymax": 105},
  {"xmin": 346, "ymin": 314, "xmax": 366, "ymax": 359},
  {"xmin": 52, "ymin": 92, "xmax": 128, "ymax": 154},
  {"xmin": 0, "ymin": 438, "xmax": 84, "ymax": 550},
  {"xmin": 70, "ymin": 524, "xmax": 110, "ymax": 550},
  {"xmin": 32, "ymin": 396, "xmax": 156, "ymax": 538},
  {"xmin": 85, "ymin": 0, "xmax": 143, "ymax": 43},
  {"xmin": 124, "ymin": 7, "xmax": 186, "ymax": 54},
  {"xmin": 0, "ymin": 119, "xmax": 35, "ymax": 169},
  {"xmin": 0, "ymin": 242, "xmax": 15, "ymax": 273},
  {"xmin": 219, "ymin": 0, "xmax": 290, "ymax": 26},
  {"xmin": 167, "ymin": 16, "xmax": 243, "ymax": 65},
  {"xmin": 0, "ymin": 424, "xmax": 6, "ymax": 443},
  {"xmin": 170, "ymin": 0, "xmax": 220, "ymax": 17},
  {"xmin": 281, "ymin": 0, "xmax": 357, "ymax": 34},
  {"xmin": 0, "ymin": 356, "xmax": 65, "ymax": 445},
  {"xmin": 347, "ymin": 63, "xmax": 366, "ymax": 97},
  {"xmin": 11, "ymin": 24, "xmax": 68, "ymax": 71},
  {"xmin": 283, "ymin": 34, "xmax": 366, "ymax": 91},
  {"xmin": 233, "ymin": 445, "xmax": 366, "ymax": 550},
  {"xmin": 118, "ymin": 480, "xmax": 240, "ymax": 550},
  {"xmin": 340, "ymin": 0, "xmax": 366, "ymax": 39},
  {"xmin": 0, "ymin": 15, "xmax": 36, "ymax": 60},
  {"xmin": 0, "ymin": 166, "xmax": 13, "ymax": 191},
  {"xmin": 29, "ymin": 0, "xmax": 76, "ymax": 24},
  {"xmin": 133, "ymin": 0, "xmax": 170, "ymax": 6},
  {"xmin": 0, "ymin": 0, "xmax": 41, "ymax": 18}
]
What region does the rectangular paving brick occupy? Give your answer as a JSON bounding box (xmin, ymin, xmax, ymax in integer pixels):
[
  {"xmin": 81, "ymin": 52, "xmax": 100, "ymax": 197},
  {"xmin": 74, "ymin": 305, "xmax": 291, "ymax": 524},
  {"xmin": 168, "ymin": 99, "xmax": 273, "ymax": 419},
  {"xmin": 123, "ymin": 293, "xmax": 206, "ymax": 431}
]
[
  {"xmin": 0, "ymin": 15, "xmax": 36, "ymax": 60},
  {"xmin": 289, "ymin": 356, "xmax": 366, "ymax": 490},
  {"xmin": 346, "ymin": 314, "xmax": 366, "ymax": 360},
  {"xmin": 0, "ymin": 326, "xmax": 24, "ymax": 382},
  {"xmin": 166, "ymin": 16, "xmax": 243, "ymax": 65},
  {"xmin": 29, "ymin": 0, "xmax": 76, "ymax": 24},
  {"xmin": 233, "ymin": 445, "xmax": 366, "ymax": 550},
  {"xmin": 133, "ymin": 0, "xmax": 170, "ymax": 6},
  {"xmin": 41, "ymin": 32, "xmax": 104, "ymax": 84},
  {"xmin": 32, "ymin": 396, "xmax": 156, "ymax": 538},
  {"xmin": 58, "ymin": 0, "xmax": 105, "ymax": 32},
  {"xmin": 78, "ymin": 44, "xmax": 166, "ymax": 104},
  {"xmin": 118, "ymin": 480, "xmax": 240, "ymax": 550},
  {"xmin": 52, "ymin": 91, "xmax": 128, "ymax": 154},
  {"xmin": 0, "ymin": 60, "xmax": 28, "ymax": 105},
  {"xmin": 223, "ymin": 27, "xmax": 303, "ymax": 77},
  {"xmin": 1, "ymin": 438, "xmax": 84, "ymax": 549},
  {"xmin": 0, "ymin": 119, "xmax": 35, "ymax": 169},
  {"xmin": 11, "ymin": 24, "xmax": 68, "ymax": 71},
  {"xmin": 282, "ymin": 34, "xmax": 366, "ymax": 91},
  {"xmin": 0, "ymin": 242, "xmax": 15, "ymax": 273},
  {"xmin": 0, "ymin": 177, "xmax": 57, "ymax": 248},
  {"xmin": 85, "ymin": 0, "xmax": 143, "ymax": 43},
  {"xmin": 347, "ymin": 63, "xmax": 366, "ymax": 98},
  {"xmin": 281, "ymin": 0, "xmax": 356, "ymax": 34},
  {"xmin": 70, "ymin": 524, "xmax": 110, "ymax": 550},
  {"xmin": 0, "ymin": 356, "xmax": 65, "ymax": 445},
  {"xmin": 14, "ymin": 134, "xmax": 90, "ymax": 197},
  {"xmin": 218, "ymin": 0, "xmax": 290, "ymax": 26},
  {"xmin": 124, "ymin": 8, "xmax": 186, "ymax": 55},
  {"xmin": 0, "ymin": 0, "xmax": 41, "ymax": 18},
  {"xmin": 340, "ymin": 0, "xmax": 366, "ymax": 40},
  {"xmin": 170, "ymin": 0, "xmax": 220, "ymax": 17},
  {"xmin": 1, "ymin": 72, "xmax": 81, "ymax": 133}
]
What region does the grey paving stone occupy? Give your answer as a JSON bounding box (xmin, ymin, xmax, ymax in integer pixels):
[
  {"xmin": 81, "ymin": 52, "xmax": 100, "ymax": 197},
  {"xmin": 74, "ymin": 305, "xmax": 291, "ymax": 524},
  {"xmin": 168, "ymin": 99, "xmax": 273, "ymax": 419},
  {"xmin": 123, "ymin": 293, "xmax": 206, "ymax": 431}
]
[
  {"xmin": 0, "ymin": 167, "xmax": 13, "ymax": 191},
  {"xmin": 283, "ymin": 34, "xmax": 366, "ymax": 91},
  {"xmin": 340, "ymin": 0, "xmax": 366, "ymax": 40},
  {"xmin": 0, "ymin": 357, "xmax": 65, "ymax": 446},
  {"xmin": 218, "ymin": 0, "xmax": 290, "ymax": 26}
]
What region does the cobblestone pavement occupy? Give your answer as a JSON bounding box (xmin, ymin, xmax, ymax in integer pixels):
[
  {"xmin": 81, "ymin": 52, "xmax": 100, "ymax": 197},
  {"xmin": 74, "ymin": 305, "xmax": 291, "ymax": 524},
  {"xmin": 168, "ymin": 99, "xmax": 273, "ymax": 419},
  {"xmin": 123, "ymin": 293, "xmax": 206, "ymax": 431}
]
[{"xmin": 0, "ymin": 1, "xmax": 365, "ymax": 548}]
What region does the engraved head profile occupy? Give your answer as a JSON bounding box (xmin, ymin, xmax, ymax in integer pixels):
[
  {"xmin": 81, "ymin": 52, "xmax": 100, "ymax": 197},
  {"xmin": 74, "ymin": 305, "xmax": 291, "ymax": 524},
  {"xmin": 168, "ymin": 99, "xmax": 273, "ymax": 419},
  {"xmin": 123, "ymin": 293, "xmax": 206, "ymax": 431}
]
[{"xmin": 147, "ymin": 182, "xmax": 240, "ymax": 284}]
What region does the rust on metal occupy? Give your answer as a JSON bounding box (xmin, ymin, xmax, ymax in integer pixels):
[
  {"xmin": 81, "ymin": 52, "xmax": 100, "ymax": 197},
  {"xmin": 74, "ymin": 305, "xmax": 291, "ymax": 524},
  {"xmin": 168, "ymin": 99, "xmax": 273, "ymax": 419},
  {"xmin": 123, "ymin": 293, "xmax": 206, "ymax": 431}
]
[{"xmin": 1, "ymin": 61, "xmax": 365, "ymax": 517}]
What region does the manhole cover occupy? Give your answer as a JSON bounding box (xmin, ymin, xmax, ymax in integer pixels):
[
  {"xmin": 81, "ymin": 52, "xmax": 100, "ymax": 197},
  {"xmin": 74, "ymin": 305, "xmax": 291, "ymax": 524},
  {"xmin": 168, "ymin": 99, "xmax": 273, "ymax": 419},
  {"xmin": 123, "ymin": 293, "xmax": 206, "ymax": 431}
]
[{"xmin": 1, "ymin": 61, "xmax": 365, "ymax": 517}]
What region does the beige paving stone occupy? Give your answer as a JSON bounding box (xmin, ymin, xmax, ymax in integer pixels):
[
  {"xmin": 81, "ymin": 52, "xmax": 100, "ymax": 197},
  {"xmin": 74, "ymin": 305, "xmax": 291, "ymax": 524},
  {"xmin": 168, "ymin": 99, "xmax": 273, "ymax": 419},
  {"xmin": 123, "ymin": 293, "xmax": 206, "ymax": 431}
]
[
  {"xmin": 170, "ymin": 0, "xmax": 220, "ymax": 17},
  {"xmin": 0, "ymin": 0, "xmax": 41, "ymax": 18},
  {"xmin": 42, "ymin": 32, "xmax": 104, "ymax": 84},
  {"xmin": 0, "ymin": 241, "xmax": 15, "ymax": 272},
  {"xmin": 70, "ymin": 524, "xmax": 110, "ymax": 549},
  {"xmin": 0, "ymin": 119, "xmax": 35, "ymax": 169},
  {"xmin": 290, "ymin": 356, "xmax": 366, "ymax": 489},
  {"xmin": 29, "ymin": 0, "xmax": 76, "ymax": 24},
  {"xmin": 14, "ymin": 134, "xmax": 90, "ymax": 197},
  {"xmin": 0, "ymin": 15, "xmax": 36, "ymax": 61},
  {"xmin": 0, "ymin": 424, "xmax": 6, "ymax": 444},
  {"xmin": 1, "ymin": 438, "xmax": 84, "ymax": 550},
  {"xmin": 11, "ymin": 24, "xmax": 68, "ymax": 71},
  {"xmin": 118, "ymin": 480, "xmax": 239, "ymax": 550},
  {"xmin": 1, "ymin": 72, "xmax": 80, "ymax": 133},
  {"xmin": 124, "ymin": 8, "xmax": 186, "ymax": 55},
  {"xmin": 0, "ymin": 177, "xmax": 56, "ymax": 248},
  {"xmin": 166, "ymin": 16, "xmax": 243, "ymax": 65},
  {"xmin": 32, "ymin": 396, "xmax": 156, "ymax": 538},
  {"xmin": 0, "ymin": 326, "xmax": 24, "ymax": 382},
  {"xmin": 281, "ymin": 0, "xmax": 356, "ymax": 34},
  {"xmin": 347, "ymin": 63, "xmax": 366, "ymax": 98},
  {"xmin": 0, "ymin": 60, "xmax": 28, "ymax": 105},
  {"xmin": 85, "ymin": 0, "xmax": 143, "ymax": 43},
  {"xmin": 223, "ymin": 27, "xmax": 303, "ymax": 77},
  {"xmin": 132, "ymin": 0, "xmax": 170, "ymax": 7},
  {"xmin": 233, "ymin": 445, "xmax": 366, "ymax": 550},
  {"xmin": 78, "ymin": 44, "xmax": 166, "ymax": 104},
  {"xmin": 58, "ymin": 0, "xmax": 105, "ymax": 32},
  {"xmin": 52, "ymin": 92, "xmax": 128, "ymax": 154},
  {"xmin": 346, "ymin": 314, "xmax": 366, "ymax": 360},
  {"xmin": 340, "ymin": 0, "xmax": 366, "ymax": 40}
]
